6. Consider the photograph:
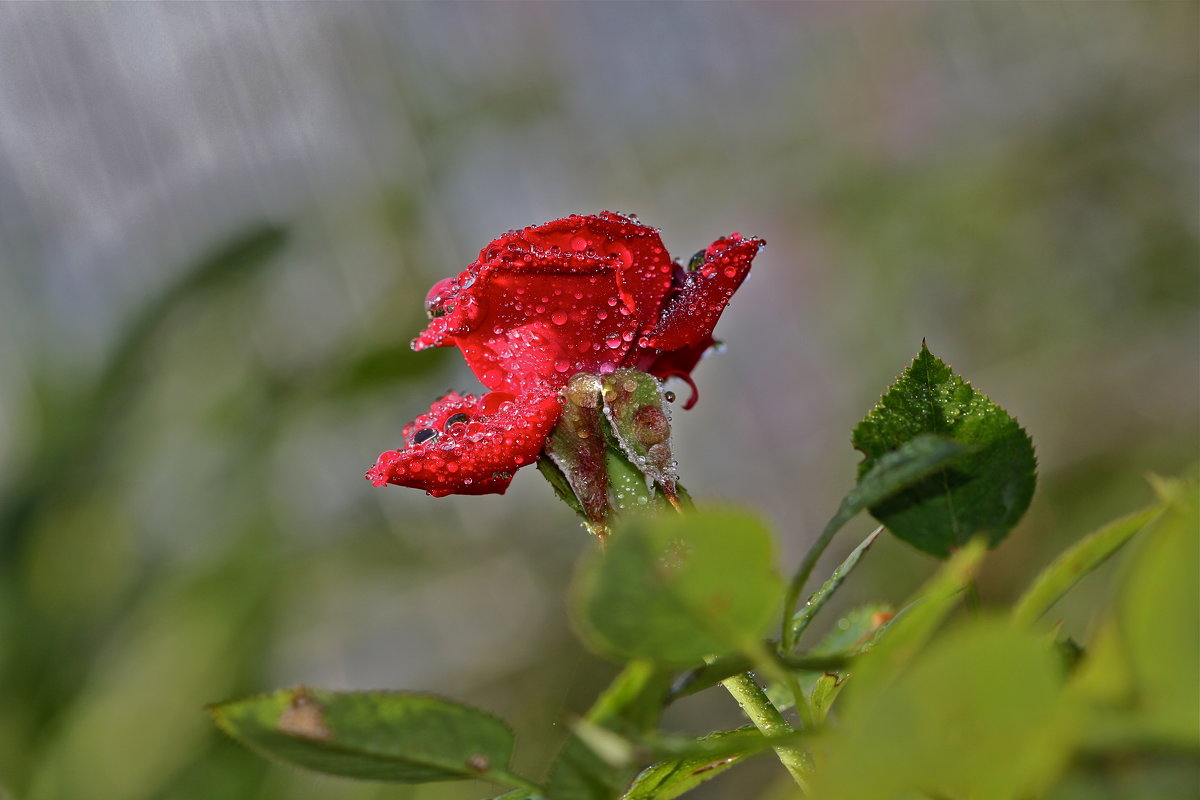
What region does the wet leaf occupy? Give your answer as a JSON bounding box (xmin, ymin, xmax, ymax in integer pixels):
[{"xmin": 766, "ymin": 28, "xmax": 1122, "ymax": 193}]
[
  {"xmin": 545, "ymin": 374, "xmax": 612, "ymax": 535},
  {"xmin": 210, "ymin": 688, "xmax": 528, "ymax": 786},
  {"xmin": 600, "ymin": 368, "xmax": 679, "ymax": 499},
  {"xmin": 572, "ymin": 509, "xmax": 782, "ymax": 666},
  {"xmin": 622, "ymin": 728, "xmax": 752, "ymax": 800},
  {"xmin": 788, "ymin": 527, "xmax": 883, "ymax": 645},
  {"xmin": 852, "ymin": 344, "xmax": 1037, "ymax": 557}
]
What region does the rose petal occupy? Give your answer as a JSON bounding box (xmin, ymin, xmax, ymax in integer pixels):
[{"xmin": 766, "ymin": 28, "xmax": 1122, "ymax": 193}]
[
  {"xmin": 411, "ymin": 213, "xmax": 675, "ymax": 395},
  {"xmin": 367, "ymin": 390, "xmax": 562, "ymax": 497},
  {"xmin": 639, "ymin": 234, "xmax": 763, "ymax": 353}
]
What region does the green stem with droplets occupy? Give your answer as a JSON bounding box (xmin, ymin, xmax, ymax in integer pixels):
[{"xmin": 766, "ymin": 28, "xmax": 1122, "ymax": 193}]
[{"xmin": 719, "ymin": 671, "xmax": 810, "ymax": 791}]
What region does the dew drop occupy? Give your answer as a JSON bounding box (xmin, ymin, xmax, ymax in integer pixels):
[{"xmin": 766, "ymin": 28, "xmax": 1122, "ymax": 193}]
[
  {"xmin": 551, "ymin": 311, "xmax": 568, "ymax": 325},
  {"xmin": 444, "ymin": 413, "xmax": 470, "ymax": 430}
]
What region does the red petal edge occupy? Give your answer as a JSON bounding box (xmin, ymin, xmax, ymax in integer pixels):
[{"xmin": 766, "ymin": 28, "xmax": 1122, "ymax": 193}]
[
  {"xmin": 640, "ymin": 234, "xmax": 763, "ymax": 353},
  {"xmin": 366, "ymin": 390, "xmax": 562, "ymax": 497}
]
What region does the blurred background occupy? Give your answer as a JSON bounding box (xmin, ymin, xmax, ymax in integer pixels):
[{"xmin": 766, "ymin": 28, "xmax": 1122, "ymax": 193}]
[{"xmin": 0, "ymin": 3, "xmax": 1195, "ymax": 799}]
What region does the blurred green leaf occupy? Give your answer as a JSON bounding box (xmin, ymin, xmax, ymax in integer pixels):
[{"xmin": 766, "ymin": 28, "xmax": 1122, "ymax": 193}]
[
  {"xmin": 210, "ymin": 688, "xmax": 533, "ymax": 788},
  {"xmin": 811, "ymin": 619, "xmax": 1073, "ymax": 800},
  {"xmin": 839, "ymin": 539, "xmax": 986, "ymax": 718},
  {"xmin": 851, "ymin": 343, "xmax": 1037, "ymax": 557},
  {"xmin": 1012, "ymin": 503, "xmax": 1163, "ymax": 626},
  {"xmin": 571, "ymin": 508, "xmax": 783, "ymax": 666},
  {"xmin": 1118, "ymin": 482, "xmax": 1199, "ymax": 747}
]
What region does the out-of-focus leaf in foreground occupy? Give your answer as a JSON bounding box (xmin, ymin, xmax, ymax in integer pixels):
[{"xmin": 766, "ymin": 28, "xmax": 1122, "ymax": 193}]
[
  {"xmin": 571, "ymin": 509, "xmax": 782, "ymax": 667},
  {"xmin": 811, "ymin": 620, "xmax": 1072, "ymax": 800},
  {"xmin": 1116, "ymin": 479, "xmax": 1199, "ymax": 747}
]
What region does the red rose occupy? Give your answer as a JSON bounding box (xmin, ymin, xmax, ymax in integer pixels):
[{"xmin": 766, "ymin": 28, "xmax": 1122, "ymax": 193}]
[{"xmin": 368, "ymin": 212, "xmax": 762, "ymax": 496}]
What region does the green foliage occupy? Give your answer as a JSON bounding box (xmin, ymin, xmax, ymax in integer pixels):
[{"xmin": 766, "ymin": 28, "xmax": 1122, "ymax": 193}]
[
  {"xmin": 571, "ymin": 509, "xmax": 782, "ymax": 666},
  {"xmin": 836, "ymin": 540, "xmax": 987, "ymax": 718},
  {"xmin": 811, "ymin": 620, "xmax": 1072, "ymax": 800},
  {"xmin": 546, "ymin": 662, "xmax": 672, "ymax": 800},
  {"xmin": 781, "ymin": 432, "xmax": 973, "ymax": 650},
  {"xmin": 622, "ymin": 728, "xmax": 750, "ymax": 800},
  {"xmin": 1012, "ymin": 503, "xmax": 1163, "ymax": 626},
  {"xmin": 788, "ymin": 527, "xmax": 882, "ymax": 645},
  {"xmin": 1113, "ymin": 480, "xmax": 1199, "ymax": 747},
  {"xmin": 203, "ymin": 346, "xmax": 1193, "ymax": 800},
  {"xmin": 852, "ymin": 344, "xmax": 1037, "ymax": 557},
  {"xmin": 209, "ymin": 688, "xmax": 533, "ymax": 788}
]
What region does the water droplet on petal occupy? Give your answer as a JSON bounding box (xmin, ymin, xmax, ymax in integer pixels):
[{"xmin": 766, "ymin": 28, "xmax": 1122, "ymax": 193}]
[{"xmin": 551, "ymin": 311, "xmax": 568, "ymax": 325}]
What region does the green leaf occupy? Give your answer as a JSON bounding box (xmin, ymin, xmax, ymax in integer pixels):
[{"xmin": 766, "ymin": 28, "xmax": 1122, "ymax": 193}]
[
  {"xmin": 571, "ymin": 509, "xmax": 783, "ymax": 666},
  {"xmin": 811, "ymin": 619, "xmax": 1073, "ymax": 800},
  {"xmin": 1012, "ymin": 503, "xmax": 1163, "ymax": 626},
  {"xmin": 770, "ymin": 604, "xmax": 892, "ymax": 717},
  {"xmin": 781, "ymin": 433, "xmax": 972, "ymax": 649},
  {"xmin": 851, "ymin": 343, "xmax": 1037, "ymax": 557},
  {"xmin": 1118, "ymin": 484, "xmax": 1200, "ymax": 746},
  {"xmin": 788, "ymin": 527, "xmax": 883, "ymax": 645},
  {"xmin": 622, "ymin": 729, "xmax": 751, "ymax": 800},
  {"xmin": 839, "ymin": 539, "xmax": 986, "ymax": 717},
  {"xmin": 210, "ymin": 688, "xmax": 533, "ymax": 787}
]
